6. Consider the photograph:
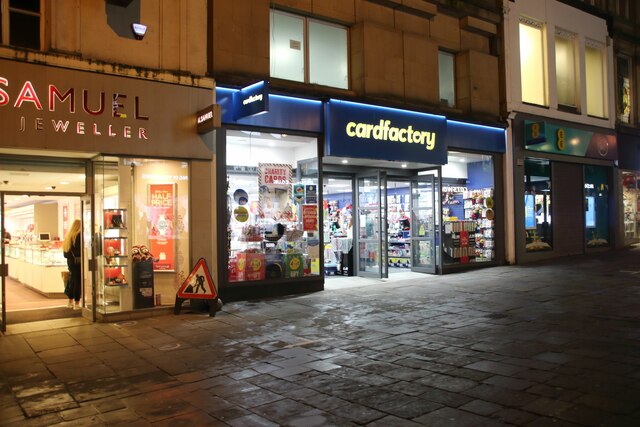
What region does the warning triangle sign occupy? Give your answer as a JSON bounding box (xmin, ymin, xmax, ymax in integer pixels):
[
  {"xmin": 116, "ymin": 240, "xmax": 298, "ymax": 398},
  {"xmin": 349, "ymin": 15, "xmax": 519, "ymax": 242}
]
[{"xmin": 177, "ymin": 258, "xmax": 217, "ymax": 299}]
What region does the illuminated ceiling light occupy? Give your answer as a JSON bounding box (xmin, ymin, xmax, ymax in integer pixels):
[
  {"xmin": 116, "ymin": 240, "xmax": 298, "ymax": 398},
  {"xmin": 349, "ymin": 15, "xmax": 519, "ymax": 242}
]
[
  {"xmin": 401, "ymin": 163, "xmax": 407, "ymax": 168},
  {"xmin": 341, "ymin": 159, "xmax": 349, "ymax": 164},
  {"xmin": 60, "ymin": 181, "xmax": 69, "ymax": 185}
]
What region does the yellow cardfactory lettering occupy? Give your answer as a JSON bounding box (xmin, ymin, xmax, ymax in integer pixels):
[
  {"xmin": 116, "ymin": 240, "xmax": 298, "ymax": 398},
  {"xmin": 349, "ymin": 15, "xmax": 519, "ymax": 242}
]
[{"xmin": 346, "ymin": 120, "xmax": 437, "ymax": 150}]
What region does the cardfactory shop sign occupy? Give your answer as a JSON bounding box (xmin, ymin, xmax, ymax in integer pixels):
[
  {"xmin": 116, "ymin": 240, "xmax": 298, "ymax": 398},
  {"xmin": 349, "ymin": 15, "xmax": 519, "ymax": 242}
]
[
  {"xmin": 326, "ymin": 99, "xmax": 447, "ymax": 164},
  {"xmin": 346, "ymin": 120, "xmax": 436, "ymax": 150},
  {"xmin": 0, "ymin": 59, "xmax": 215, "ymax": 159}
]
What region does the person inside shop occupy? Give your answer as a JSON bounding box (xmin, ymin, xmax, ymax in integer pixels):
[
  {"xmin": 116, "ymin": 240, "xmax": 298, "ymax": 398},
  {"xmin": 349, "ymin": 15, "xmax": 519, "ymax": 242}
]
[{"xmin": 62, "ymin": 219, "xmax": 82, "ymax": 310}]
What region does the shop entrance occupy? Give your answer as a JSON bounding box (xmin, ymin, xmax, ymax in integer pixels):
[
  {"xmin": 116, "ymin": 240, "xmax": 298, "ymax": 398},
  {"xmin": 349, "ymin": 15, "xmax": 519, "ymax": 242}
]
[
  {"xmin": 323, "ymin": 167, "xmax": 440, "ymax": 280},
  {"xmin": 0, "ymin": 157, "xmax": 91, "ymax": 331},
  {"xmin": 0, "ymin": 193, "xmax": 90, "ymax": 329}
]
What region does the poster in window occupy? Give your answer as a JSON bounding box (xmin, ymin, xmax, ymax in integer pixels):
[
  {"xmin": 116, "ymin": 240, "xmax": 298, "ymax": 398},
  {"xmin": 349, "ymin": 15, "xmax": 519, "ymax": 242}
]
[
  {"xmin": 585, "ymin": 196, "xmax": 596, "ymax": 228},
  {"xmin": 258, "ymin": 163, "xmax": 292, "ymax": 220},
  {"xmin": 302, "ymin": 204, "xmax": 318, "ymax": 231},
  {"xmin": 305, "ymin": 185, "xmax": 317, "ymax": 204},
  {"xmin": 149, "ymin": 183, "xmax": 176, "ymax": 272},
  {"xmin": 525, "ymin": 194, "xmax": 536, "ymax": 230}
]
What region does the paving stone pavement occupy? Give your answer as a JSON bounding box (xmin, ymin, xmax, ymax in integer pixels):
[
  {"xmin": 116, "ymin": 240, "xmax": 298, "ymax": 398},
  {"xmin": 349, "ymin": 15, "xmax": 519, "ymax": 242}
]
[{"xmin": 1, "ymin": 247, "xmax": 640, "ymax": 426}]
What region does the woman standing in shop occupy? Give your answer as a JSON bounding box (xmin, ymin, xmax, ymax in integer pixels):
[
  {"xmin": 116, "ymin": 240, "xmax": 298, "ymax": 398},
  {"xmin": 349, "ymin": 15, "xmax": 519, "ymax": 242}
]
[{"xmin": 62, "ymin": 219, "xmax": 82, "ymax": 309}]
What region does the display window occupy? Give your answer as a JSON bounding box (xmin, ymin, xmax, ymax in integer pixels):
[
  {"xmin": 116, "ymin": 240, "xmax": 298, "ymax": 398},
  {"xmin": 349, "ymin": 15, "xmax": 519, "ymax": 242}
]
[
  {"xmin": 524, "ymin": 158, "xmax": 552, "ymax": 251},
  {"xmin": 622, "ymin": 171, "xmax": 639, "ymax": 243},
  {"xmin": 584, "ymin": 165, "xmax": 610, "ymax": 247},
  {"xmin": 442, "ymin": 151, "xmax": 495, "ymax": 264},
  {"xmin": 94, "ymin": 157, "xmax": 190, "ymax": 313},
  {"xmin": 323, "ymin": 177, "xmax": 353, "ymax": 275},
  {"xmin": 226, "ymin": 130, "xmax": 320, "ymax": 282}
]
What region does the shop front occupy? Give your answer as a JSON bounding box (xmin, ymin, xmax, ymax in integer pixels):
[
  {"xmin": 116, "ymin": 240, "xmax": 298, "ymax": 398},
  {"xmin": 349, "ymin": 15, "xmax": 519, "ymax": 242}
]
[
  {"xmin": 617, "ymin": 130, "xmax": 640, "ymax": 246},
  {"xmin": 512, "ymin": 114, "xmax": 618, "ymax": 263},
  {"xmin": 0, "ymin": 58, "xmax": 215, "ymax": 330},
  {"xmin": 323, "ymin": 99, "xmax": 506, "ymax": 278},
  {"xmin": 215, "ymin": 83, "xmax": 324, "ymax": 301}
]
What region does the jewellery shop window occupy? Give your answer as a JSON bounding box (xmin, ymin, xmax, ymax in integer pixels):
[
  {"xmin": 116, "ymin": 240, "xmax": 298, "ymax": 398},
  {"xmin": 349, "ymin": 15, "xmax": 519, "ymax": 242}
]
[
  {"xmin": 442, "ymin": 152, "xmax": 495, "ymax": 265},
  {"xmin": 226, "ymin": 130, "xmax": 320, "ymax": 282},
  {"xmin": 94, "ymin": 157, "xmax": 189, "ymax": 313}
]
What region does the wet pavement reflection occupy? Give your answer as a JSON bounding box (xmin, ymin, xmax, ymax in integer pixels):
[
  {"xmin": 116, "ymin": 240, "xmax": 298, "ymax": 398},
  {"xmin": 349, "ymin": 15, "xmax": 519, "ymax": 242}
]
[{"xmin": 1, "ymin": 247, "xmax": 640, "ymax": 425}]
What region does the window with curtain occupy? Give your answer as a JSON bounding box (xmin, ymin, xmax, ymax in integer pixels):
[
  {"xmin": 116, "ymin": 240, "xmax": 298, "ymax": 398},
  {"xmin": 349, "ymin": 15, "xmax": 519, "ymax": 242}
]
[
  {"xmin": 519, "ymin": 19, "xmax": 547, "ymax": 106},
  {"xmin": 555, "ymin": 32, "xmax": 577, "ymax": 108},
  {"xmin": 585, "ymin": 41, "xmax": 607, "ymax": 118}
]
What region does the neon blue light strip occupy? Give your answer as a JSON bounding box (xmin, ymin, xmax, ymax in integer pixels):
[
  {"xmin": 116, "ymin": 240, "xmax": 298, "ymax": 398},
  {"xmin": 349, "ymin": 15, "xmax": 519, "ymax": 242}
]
[{"xmin": 328, "ymin": 98, "xmax": 446, "ymax": 120}]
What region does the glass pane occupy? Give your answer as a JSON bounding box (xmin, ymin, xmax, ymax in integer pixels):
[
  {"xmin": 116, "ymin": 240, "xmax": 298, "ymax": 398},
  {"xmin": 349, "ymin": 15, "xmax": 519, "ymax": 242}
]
[
  {"xmin": 10, "ymin": 0, "xmax": 40, "ymax": 12},
  {"xmin": 524, "ymin": 158, "xmax": 552, "ymax": 251},
  {"xmin": 9, "ymin": 12, "xmax": 40, "ymax": 50},
  {"xmin": 519, "ymin": 22, "xmax": 547, "ymax": 105},
  {"xmin": 622, "ymin": 172, "xmax": 639, "ymax": 243},
  {"xmin": 442, "ymin": 152, "xmax": 495, "ymax": 264},
  {"xmin": 586, "ymin": 45, "xmax": 607, "ymax": 117},
  {"xmin": 227, "ymin": 131, "xmax": 320, "ymax": 282},
  {"xmin": 1, "ymin": 197, "xmax": 5, "ymax": 332},
  {"xmin": 358, "ymin": 175, "xmax": 381, "ymax": 275},
  {"xmin": 555, "ymin": 36, "xmax": 576, "ymax": 107},
  {"xmin": 309, "ymin": 20, "xmax": 348, "ymax": 89},
  {"xmin": 411, "ymin": 177, "xmax": 435, "ymax": 270},
  {"xmin": 82, "ymin": 197, "xmax": 92, "ymax": 311},
  {"xmin": 0, "ymin": 158, "xmax": 86, "ymax": 193},
  {"xmin": 439, "ymin": 51, "xmax": 456, "ymax": 107},
  {"xmin": 616, "ymin": 55, "xmax": 631, "ymax": 123},
  {"xmin": 270, "ymin": 10, "xmax": 305, "ymax": 83},
  {"xmin": 323, "ymin": 177, "xmax": 353, "ymax": 275},
  {"xmin": 584, "ymin": 165, "xmax": 609, "ymax": 247}
]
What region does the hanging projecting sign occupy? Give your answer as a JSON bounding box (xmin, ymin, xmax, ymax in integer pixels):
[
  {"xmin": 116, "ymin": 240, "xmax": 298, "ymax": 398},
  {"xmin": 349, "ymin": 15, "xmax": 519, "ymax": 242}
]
[
  {"xmin": 326, "ymin": 99, "xmax": 448, "ymax": 165},
  {"xmin": 196, "ymin": 104, "xmax": 221, "ymax": 134},
  {"xmin": 524, "ymin": 120, "xmax": 617, "ymax": 161},
  {"xmin": 233, "ymin": 81, "xmax": 269, "ymax": 120}
]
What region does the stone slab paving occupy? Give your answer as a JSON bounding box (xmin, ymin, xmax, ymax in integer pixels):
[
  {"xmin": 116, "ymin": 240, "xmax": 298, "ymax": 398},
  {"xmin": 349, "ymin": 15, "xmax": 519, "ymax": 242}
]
[{"xmin": 1, "ymin": 247, "xmax": 640, "ymax": 426}]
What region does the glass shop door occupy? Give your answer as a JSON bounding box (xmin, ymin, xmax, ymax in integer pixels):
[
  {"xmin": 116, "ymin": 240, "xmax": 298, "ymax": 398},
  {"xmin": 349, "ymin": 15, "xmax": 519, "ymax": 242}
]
[{"xmin": 355, "ymin": 170, "xmax": 388, "ymax": 279}]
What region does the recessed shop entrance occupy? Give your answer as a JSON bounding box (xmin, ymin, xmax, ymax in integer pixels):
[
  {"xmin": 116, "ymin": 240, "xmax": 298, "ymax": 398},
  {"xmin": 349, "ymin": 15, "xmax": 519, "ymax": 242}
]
[
  {"xmin": 1, "ymin": 194, "xmax": 87, "ymax": 325},
  {"xmin": 0, "ymin": 156, "xmax": 91, "ymax": 331}
]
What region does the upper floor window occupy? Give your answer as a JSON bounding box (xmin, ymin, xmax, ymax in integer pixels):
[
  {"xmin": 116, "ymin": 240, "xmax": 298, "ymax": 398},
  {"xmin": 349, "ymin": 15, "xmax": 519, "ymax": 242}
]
[
  {"xmin": 519, "ymin": 18, "xmax": 547, "ymax": 106},
  {"xmin": 555, "ymin": 30, "xmax": 577, "ymax": 109},
  {"xmin": 616, "ymin": 55, "xmax": 631, "ymax": 123},
  {"xmin": 0, "ymin": 0, "xmax": 41, "ymax": 50},
  {"xmin": 585, "ymin": 40, "xmax": 608, "ymax": 118},
  {"xmin": 438, "ymin": 50, "xmax": 456, "ymax": 108},
  {"xmin": 270, "ymin": 9, "xmax": 348, "ymax": 90}
]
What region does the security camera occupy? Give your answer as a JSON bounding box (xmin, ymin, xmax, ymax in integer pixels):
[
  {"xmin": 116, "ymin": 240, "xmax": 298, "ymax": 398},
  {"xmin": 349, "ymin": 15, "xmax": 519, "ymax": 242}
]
[
  {"xmin": 51, "ymin": 186, "xmax": 56, "ymax": 190},
  {"xmin": 2, "ymin": 180, "xmax": 7, "ymax": 185},
  {"xmin": 132, "ymin": 23, "xmax": 147, "ymax": 40}
]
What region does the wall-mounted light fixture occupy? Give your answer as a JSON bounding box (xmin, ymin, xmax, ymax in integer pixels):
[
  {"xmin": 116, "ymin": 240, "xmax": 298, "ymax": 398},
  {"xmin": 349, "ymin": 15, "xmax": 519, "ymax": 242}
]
[{"xmin": 131, "ymin": 23, "xmax": 147, "ymax": 40}]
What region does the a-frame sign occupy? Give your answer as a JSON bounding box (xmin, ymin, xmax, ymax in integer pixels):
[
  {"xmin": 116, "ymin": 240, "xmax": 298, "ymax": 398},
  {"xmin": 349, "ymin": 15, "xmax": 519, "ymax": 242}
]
[{"xmin": 174, "ymin": 258, "xmax": 220, "ymax": 316}]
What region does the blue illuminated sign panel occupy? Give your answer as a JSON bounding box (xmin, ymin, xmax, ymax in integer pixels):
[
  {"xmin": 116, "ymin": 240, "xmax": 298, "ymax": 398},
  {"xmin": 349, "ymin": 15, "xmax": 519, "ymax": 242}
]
[
  {"xmin": 326, "ymin": 99, "xmax": 447, "ymax": 164},
  {"xmin": 233, "ymin": 81, "xmax": 269, "ymax": 120}
]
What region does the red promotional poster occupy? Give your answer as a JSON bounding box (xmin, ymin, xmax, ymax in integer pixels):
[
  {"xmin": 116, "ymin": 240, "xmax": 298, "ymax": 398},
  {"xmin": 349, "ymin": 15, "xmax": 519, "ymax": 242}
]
[
  {"xmin": 149, "ymin": 184, "xmax": 175, "ymax": 271},
  {"xmin": 302, "ymin": 204, "xmax": 318, "ymax": 231}
]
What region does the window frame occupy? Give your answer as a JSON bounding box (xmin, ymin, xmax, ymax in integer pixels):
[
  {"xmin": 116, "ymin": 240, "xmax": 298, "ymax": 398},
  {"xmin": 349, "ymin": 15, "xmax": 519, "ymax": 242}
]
[
  {"xmin": 0, "ymin": 0, "xmax": 44, "ymax": 50},
  {"xmin": 438, "ymin": 50, "xmax": 456, "ymax": 108},
  {"xmin": 519, "ymin": 17, "xmax": 548, "ymax": 107},
  {"xmin": 616, "ymin": 54, "xmax": 632, "ymax": 124},
  {"xmin": 554, "ymin": 29, "xmax": 578, "ymax": 111},
  {"xmin": 270, "ymin": 8, "xmax": 349, "ymax": 90},
  {"xmin": 584, "ymin": 39, "xmax": 608, "ymax": 119}
]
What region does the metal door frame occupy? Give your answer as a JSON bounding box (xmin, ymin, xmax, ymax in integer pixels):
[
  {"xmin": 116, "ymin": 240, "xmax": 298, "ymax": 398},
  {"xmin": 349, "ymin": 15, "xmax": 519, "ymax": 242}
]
[
  {"xmin": 355, "ymin": 169, "xmax": 388, "ymax": 279},
  {"xmin": 1, "ymin": 192, "xmax": 6, "ymax": 332},
  {"xmin": 410, "ymin": 167, "xmax": 441, "ymax": 274}
]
